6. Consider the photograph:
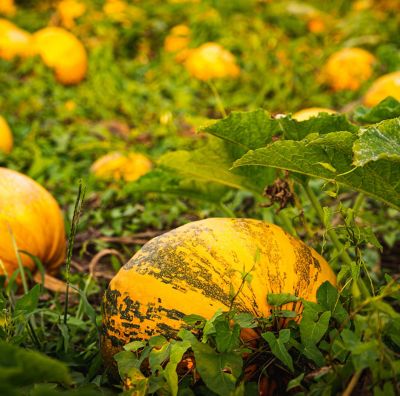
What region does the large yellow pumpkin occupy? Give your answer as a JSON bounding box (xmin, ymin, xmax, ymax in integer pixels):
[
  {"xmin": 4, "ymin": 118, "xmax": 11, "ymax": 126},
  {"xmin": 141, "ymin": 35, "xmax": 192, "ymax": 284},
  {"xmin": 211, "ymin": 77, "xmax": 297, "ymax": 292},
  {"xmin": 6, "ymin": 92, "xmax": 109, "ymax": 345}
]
[
  {"xmin": 0, "ymin": 19, "xmax": 32, "ymax": 60},
  {"xmin": 0, "ymin": 168, "xmax": 66, "ymax": 278},
  {"xmin": 32, "ymin": 27, "xmax": 87, "ymax": 85},
  {"xmin": 292, "ymin": 107, "xmax": 336, "ymax": 121},
  {"xmin": 0, "ymin": 116, "xmax": 13, "ymax": 154},
  {"xmin": 363, "ymin": 71, "xmax": 400, "ymax": 107},
  {"xmin": 101, "ymin": 218, "xmax": 336, "ymax": 364},
  {"xmin": 320, "ymin": 47, "xmax": 375, "ymax": 91}
]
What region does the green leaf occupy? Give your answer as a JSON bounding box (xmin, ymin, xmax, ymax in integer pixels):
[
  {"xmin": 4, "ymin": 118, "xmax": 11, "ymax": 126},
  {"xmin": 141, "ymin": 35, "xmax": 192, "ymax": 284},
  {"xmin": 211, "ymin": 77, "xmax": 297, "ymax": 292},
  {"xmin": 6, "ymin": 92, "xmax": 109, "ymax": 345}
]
[
  {"xmin": 179, "ymin": 329, "xmax": 243, "ymax": 396},
  {"xmin": 214, "ymin": 319, "xmax": 241, "ymax": 353},
  {"xmin": 353, "ymin": 117, "xmax": 400, "ymax": 166},
  {"xmin": 232, "ymin": 312, "xmax": 257, "ymax": 329},
  {"xmin": 14, "ymin": 284, "xmax": 41, "ymax": 315},
  {"xmin": 262, "ymin": 330, "xmax": 294, "ymax": 372},
  {"xmin": 302, "ymin": 343, "xmax": 325, "ymax": 367},
  {"xmin": 0, "ymin": 341, "xmax": 71, "ymax": 389},
  {"xmin": 317, "ymin": 282, "xmax": 348, "ymax": 324},
  {"xmin": 183, "ymin": 314, "xmax": 207, "ymax": 327},
  {"xmin": 127, "ymin": 168, "xmax": 228, "ymax": 204},
  {"xmin": 354, "ymin": 97, "xmax": 400, "ymax": 123},
  {"xmin": 159, "ymin": 137, "xmax": 275, "ymax": 194},
  {"xmin": 279, "ymin": 113, "xmax": 358, "ymax": 140},
  {"xmin": 201, "ymin": 309, "xmax": 224, "ymax": 343},
  {"xmin": 164, "ymin": 341, "xmax": 191, "ymax": 396},
  {"xmin": 124, "ymin": 341, "xmax": 146, "ymax": 352},
  {"xmin": 234, "ymin": 131, "xmax": 400, "ymax": 210},
  {"xmin": 115, "ymin": 350, "xmax": 141, "ymax": 376},
  {"xmin": 201, "ymin": 109, "xmax": 280, "ymax": 150},
  {"xmin": 149, "ymin": 341, "xmax": 170, "ymax": 371},
  {"xmin": 286, "ymin": 373, "xmax": 304, "ymax": 391},
  {"xmin": 300, "ymin": 311, "xmax": 331, "ymax": 346},
  {"xmin": 267, "ymin": 292, "xmax": 299, "ymax": 306}
]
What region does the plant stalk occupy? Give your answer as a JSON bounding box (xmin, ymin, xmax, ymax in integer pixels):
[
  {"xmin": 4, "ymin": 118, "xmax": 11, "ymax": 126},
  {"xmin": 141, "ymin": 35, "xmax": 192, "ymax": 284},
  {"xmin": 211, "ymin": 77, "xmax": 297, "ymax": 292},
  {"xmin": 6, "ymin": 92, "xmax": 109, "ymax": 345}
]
[{"xmin": 64, "ymin": 180, "xmax": 86, "ymax": 325}]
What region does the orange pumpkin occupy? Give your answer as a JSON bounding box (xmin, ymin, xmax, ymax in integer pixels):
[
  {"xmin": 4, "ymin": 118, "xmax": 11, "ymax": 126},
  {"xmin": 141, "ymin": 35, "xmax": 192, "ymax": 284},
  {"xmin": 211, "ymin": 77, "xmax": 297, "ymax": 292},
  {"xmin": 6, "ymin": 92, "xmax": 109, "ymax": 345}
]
[
  {"xmin": 363, "ymin": 71, "xmax": 400, "ymax": 107},
  {"xmin": 101, "ymin": 218, "xmax": 336, "ymax": 365},
  {"xmin": 0, "ymin": 168, "xmax": 66, "ymax": 278},
  {"xmin": 185, "ymin": 42, "xmax": 240, "ymax": 81},
  {"xmin": 91, "ymin": 152, "xmax": 152, "ymax": 182},
  {"xmin": 32, "ymin": 27, "xmax": 87, "ymax": 85},
  {"xmin": 320, "ymin": 48, "xmax": 375, "ymax": 91}
]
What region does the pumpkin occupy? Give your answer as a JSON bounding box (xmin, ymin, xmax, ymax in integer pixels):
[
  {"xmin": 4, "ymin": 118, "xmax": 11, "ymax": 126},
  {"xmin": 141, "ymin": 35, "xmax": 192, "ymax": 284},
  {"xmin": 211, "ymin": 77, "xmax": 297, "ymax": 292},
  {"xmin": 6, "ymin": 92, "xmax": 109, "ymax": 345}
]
[
  {"xmin": 0, "ymin": 19, "xmax": 32, "ymax": 60},
  {"xmin": 320, "ymin": 47, "xmax": 375, "ymax": 91},
  {"xmin": 0, "ymin": 0, "xmax": 16, "ymax": 16},
  {"xmin": 0, "ymin": 116, "xmax": 13, "ymax": 154},
  {"xmin": 164, "ymin": 25, "xmax": 191, "ymax": 53},
  {"xmin": 363, "ymin": 71, "xmax": 400, "ymax": 107},
  {"xmin": 0, "ymin": 168, "xmax": 66, "ymax": 278},
  {"xmin": 101, "ymin": 218, "xmax": 336, "ymax": 365},
  {"xmin": 91, "ymin": 151, "xmax": 152, "ymax": 182},
  {"xmin": 56, "ymin": 0, "xmax": 86, "ymax": 29},
  {"xmin": 184, "ymin": 42, "xmax": 240, "ymax": 81},
  {"xmin": 32, "ymin": 27, "xmax": 87, "ymax": 85},
  {"xmin": 292, "ymin": 107, "xmax": 337, "ymax": 121}
]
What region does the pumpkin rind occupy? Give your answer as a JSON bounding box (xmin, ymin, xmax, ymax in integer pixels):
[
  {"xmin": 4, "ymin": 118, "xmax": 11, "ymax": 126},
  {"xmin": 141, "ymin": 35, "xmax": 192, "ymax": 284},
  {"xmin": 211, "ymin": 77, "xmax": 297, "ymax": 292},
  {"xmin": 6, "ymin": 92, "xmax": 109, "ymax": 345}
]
[
  {"xmin": 0, "ymin": 167, "xmax": 66, "ymax": 277},
  {"xmin": 101, "ymin": 218, "xmax": 336, "ymax": 364}
]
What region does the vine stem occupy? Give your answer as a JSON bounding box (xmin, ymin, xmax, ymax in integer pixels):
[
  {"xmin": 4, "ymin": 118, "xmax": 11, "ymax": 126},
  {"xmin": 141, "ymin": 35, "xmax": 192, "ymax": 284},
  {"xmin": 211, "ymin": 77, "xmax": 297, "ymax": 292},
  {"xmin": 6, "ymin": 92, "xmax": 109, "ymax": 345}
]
[
  {"xmin": 353, "ymin": 192, "xmax": 365, "ymax": 215},
  {"xmin": 207, "ymin": 81, "xmax": 227, "ymax": 118},
  {"xmin": 304, "ymin": 183, "xmax": 353, "ymax": 267},
  {"xmin": 342, "ymin": 370, "xmax": 362, "ymax": 396}
]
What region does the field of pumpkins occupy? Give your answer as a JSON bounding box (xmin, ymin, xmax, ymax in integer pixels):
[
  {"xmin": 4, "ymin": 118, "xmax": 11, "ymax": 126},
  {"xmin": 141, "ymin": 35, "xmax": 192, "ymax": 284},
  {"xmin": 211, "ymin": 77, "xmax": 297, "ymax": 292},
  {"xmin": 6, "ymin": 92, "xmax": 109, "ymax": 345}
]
[{"xmin": 1, "ymin": 0, "xmax": 400, "ymax": 395}]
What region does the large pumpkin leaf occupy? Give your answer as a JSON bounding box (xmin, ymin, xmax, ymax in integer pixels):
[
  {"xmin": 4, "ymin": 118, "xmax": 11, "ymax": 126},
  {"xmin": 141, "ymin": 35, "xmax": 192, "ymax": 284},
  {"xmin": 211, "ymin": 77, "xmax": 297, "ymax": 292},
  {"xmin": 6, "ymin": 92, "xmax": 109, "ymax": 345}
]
[
  {"xmin": 353, "ymin": 117, "xmax": 400, "ymax": 166},
  {"xmin": 279, "ymin": 113, "xmax": 358, "ymax": 140},
  {"xmin": 354, "ymin": 97, "xmax": 400, "ymax": 123},
  {"xmin": 233, "ymin": 131, "xmax": 400, "ymax": 210},
  {"xmin": 200, "ymin": 109, "xmax": 279, "ymax": 149},
  {"xmin": 125, "ymin": 168, "xmax": 229, "ymax": 204},
  {"xmin": 158, "ymin": 138, "xmax": 275, "ymax": 194}
]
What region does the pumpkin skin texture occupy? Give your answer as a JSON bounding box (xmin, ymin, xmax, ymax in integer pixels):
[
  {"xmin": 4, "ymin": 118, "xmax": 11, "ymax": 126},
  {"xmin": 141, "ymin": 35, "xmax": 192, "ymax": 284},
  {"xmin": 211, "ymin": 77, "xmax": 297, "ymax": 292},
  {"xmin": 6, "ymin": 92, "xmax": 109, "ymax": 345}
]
[
  {"xmin": 320, "ymin": 48, "xmax": 375, "ymax": 91},
  {"xmin": 363, "ymin": 71, "xmax": 400, "ymax": 107},
  {"xmin": 0, "ymin": 19, "xmax": 33, "ymax": 60},
  {"xmin": 292, "ymin": 107, "xmax": 336, "ymax": 121},
  {"xmin": 32, "ymin": 27, "xmax": 87, "ymax": 85},
  {"xmin": 0, "ymin": 116, "xmax": 13, "ymax": 154},
  {"xmin": 0, "ymin": 168, "xmax": 66, "ymax": 278},
  {"xmin": 101, "ymin": 218, "xmax": 336, "ymax": 365}
]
